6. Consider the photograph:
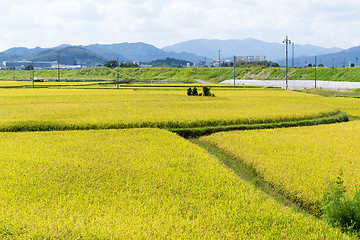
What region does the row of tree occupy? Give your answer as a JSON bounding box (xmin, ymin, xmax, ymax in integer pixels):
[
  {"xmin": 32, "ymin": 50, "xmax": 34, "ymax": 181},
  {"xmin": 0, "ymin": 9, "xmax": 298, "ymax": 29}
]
[
  {"xmin": 143, "ymin": 57, "xmax": 191, "ymax": 67},
  {"xmin": 105, "ymin": 58, "xmax": 279, "ymax": 68},
  {"xmin": 104, "ymin": 60, "xmax": 139, "ymax": 68},
  {"xmin": 105, "ymin": 58, "xmax": 192, "ymax": 68},
  {"xmin": 187, "ymin": 87, "xmax": 215, "ymax": 97},
  {"xmin": 105, "ymin": 57, "xmax": 192, "ymax": 68}
]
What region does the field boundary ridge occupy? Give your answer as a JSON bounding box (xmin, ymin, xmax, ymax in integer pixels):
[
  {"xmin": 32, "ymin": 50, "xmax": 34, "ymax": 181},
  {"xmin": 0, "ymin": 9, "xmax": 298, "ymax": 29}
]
[{"xmin": 170, "ymin": 111, "xmax": 349, "ymax": 138}]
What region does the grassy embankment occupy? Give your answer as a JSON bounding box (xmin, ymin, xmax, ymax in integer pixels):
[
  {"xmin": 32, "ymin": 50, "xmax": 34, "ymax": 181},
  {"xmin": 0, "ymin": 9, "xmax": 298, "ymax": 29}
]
[{"xmin": 1, "ymin": 66, "xmax": 360, "ymax": 84}]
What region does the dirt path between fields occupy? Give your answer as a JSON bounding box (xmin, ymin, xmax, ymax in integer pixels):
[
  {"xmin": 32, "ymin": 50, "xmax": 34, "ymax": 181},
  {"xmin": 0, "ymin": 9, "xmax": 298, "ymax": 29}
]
[{"xmin": 194, "ymin": 79, "xmax": 214, "ymax": 84}]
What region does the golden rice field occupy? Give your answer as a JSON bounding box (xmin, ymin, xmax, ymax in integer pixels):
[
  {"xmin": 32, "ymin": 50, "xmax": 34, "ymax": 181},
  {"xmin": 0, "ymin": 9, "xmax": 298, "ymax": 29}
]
[
  {"xmin": 320, "ymin": 96, "xmax": 360, "ymax": 117},
  {"xmin": 1, "ymin": 85, "xmax": 359, "ymax": 238},
  {"xmin": 0, "ymin": 81, "xmax": 33, "ymax": 87},
  {"xmin": 0, "ymin": 88, "xmax": 339, "ymax": 131},
  {"xmin": 200, "ymin": 121, "xmax": 360, "ymax": 209},
  {"xmin": 0, "ymin": 80, "xmax": 112, "ymax": 88},
  {"xmin": 0, "ymin": 128, "xmax": 350, "ymax": 239}
]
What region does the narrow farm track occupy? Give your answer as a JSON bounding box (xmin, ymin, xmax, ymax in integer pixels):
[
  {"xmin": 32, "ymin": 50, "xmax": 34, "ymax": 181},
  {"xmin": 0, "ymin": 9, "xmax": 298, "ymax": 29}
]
[{"xmin": 194, "ymin": 79, "xmax": 214, "ymax": 84}]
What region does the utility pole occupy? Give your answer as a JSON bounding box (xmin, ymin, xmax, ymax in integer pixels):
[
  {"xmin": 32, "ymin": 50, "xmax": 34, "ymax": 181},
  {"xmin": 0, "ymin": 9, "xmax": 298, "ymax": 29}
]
[
  {"xmin": 29, "ymin": 61, "xmax": 31, "ymax": 81},
  {"xmin": 32, "ymin": 61, "xmax": 34, "ymax": 88},
  {"xmin": 315, "ymin": 56, "xmax": 317, "ymax": 88},
  {"xmin": 218, "ymin": 50, "xmax": 221, "ymax": 67},
  {"xmin": 29, "ymin": 60, "xmax": 34, "ymax": 88},
  {"xmin": 283, "ymin": 35, "xmax": 291, "ymax": 90},
  {"xmin": 117, "ymin": 57, "xmax": 119, "ymax": 89},
  {"xmin": 292, "ymin": 42, "xmax": 295, "ymax": 68},
  {"xmin": 57, "ymin": 50, "xmax": 60, "ymax": 81},
  {"xmin": 233, "ymin": 55, "xmax": 236, "ymax": 88}
]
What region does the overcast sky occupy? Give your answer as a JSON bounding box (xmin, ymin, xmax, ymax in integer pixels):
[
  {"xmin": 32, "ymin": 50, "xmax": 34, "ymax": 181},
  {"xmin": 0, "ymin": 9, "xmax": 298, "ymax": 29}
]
[{"xmin": 0, "ymin": 0, "xmax": 359, "ymax": 51}]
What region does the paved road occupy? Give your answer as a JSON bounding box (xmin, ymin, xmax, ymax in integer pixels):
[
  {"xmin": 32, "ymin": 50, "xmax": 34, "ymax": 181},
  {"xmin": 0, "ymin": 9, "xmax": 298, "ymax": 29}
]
[
  {"xmin": 220, "ymin": 79, "xmax": 360, "ymax": 90},
  {"xmin": 194, "ymin": 79, "xmax": 214, "ymax": 84}
]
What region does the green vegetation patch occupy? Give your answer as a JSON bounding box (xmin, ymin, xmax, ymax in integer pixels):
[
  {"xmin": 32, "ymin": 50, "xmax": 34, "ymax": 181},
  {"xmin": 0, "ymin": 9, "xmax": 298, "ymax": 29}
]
[
  {"xmin": 321, "ymin": 173, "xmax": 360, "ymax": 236},
  {"xmin": 172, "ymin": 111, "xmax": 348, "ymax": 138}
]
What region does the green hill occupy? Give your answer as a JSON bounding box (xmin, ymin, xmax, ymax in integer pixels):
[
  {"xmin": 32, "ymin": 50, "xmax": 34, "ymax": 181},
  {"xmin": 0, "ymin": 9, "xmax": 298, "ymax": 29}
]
[{"xmin": 22, "ymin": 46, "xmax": 108, "ymax": 66}]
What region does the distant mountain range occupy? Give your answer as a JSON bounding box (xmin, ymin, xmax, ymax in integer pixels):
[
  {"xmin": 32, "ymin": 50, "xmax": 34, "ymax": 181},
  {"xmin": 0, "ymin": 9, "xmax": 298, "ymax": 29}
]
[
  {"xmin": 0, "ymin": 46, "xmax": 107, "ymax": 66},
  {"xmin": 278, "ymin": 46, "xmax": 360, "ymax": 67},
  {"xmin": 0, "ymin": 38, "xmax": 358, "ymax": 68},
  {"xmin": 85, "ymin": 42, "xmax": 203, "ymax": 63},
  {"xmin": 162, "ymin": 38, "xmax": 343, "ymax": 61},
  {"xmin": 28, "ymin": 46, "xmax": 107, "ymax": 66},
  {"xmin": 3, "ymin": 46, "xmax": 43, "ymax": 56},
  {"xmin": 0, "ymin": 42, "xmax": 204, "ymax": 67}
]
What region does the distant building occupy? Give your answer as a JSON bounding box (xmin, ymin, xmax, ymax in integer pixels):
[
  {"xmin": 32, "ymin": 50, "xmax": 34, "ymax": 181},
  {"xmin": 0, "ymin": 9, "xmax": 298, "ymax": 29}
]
[
  {"xmin": 2, "ymin": 61, "xmax": 86, "ymax": 70},
  {"xmin": 139, "ymin": 64, "xmax": 153, "ymax": 68},
  {"xmin": 51, "ymin": 64, "xmax": 82, "ymax": 69},
  {"xmin": 209, "ymin": 59, "xmax": 216, "ymax": 67},
  {"xmin": 3, "ymin": 61, "xmax": 58, "ymax": 69},
  {"xmin": 236, "ymin": 56, "xmax": 266, "ymax": 64}
]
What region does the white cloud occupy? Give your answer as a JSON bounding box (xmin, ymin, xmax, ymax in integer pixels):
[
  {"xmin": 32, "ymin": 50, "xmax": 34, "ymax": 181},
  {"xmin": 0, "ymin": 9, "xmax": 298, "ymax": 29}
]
[{"xmin": 0, "ymin": 0, "xmax": 359, "ymax": 51}]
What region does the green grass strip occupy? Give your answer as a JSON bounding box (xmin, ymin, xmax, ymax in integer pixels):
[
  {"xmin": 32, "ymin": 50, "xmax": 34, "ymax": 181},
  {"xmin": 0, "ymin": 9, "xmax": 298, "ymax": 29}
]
[
  {"xmin": 170, "ymin": 111, "xmax": 349, "ymax": 138},
  {"xmin": 0, "ymin": 112, "xmax": 347, "ymax": 134},
  {"xmin": 190, "ymin": 138, "xmax": 308, "ymax": 215}
]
